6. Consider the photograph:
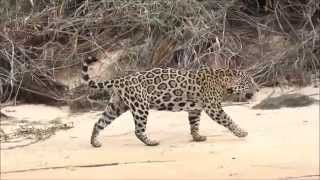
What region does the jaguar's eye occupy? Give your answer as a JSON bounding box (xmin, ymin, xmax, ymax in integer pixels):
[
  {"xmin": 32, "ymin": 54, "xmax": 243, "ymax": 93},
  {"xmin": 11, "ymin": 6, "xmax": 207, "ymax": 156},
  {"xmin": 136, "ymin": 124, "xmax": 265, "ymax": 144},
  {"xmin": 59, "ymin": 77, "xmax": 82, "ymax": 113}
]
[{"xmin": 227, "ymin": 88, "xmax": 233, "ymax": 94}]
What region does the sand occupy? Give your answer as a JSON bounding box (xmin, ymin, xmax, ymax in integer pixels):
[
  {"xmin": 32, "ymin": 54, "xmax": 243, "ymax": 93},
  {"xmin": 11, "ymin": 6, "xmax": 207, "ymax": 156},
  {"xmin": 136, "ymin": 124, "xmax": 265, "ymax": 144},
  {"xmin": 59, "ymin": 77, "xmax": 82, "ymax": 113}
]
[{"xmin": 1, "ymin": 87, "xmax": 319, "ymax": 179}]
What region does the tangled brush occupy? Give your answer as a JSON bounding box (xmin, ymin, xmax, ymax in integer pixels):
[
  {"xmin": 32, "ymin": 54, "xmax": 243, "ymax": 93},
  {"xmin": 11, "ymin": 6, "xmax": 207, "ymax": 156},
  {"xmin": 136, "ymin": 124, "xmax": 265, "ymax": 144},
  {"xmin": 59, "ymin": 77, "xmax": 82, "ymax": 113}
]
[{"xmin": 0, "ymin": 0, "xmax": 319, "ymax": 106}]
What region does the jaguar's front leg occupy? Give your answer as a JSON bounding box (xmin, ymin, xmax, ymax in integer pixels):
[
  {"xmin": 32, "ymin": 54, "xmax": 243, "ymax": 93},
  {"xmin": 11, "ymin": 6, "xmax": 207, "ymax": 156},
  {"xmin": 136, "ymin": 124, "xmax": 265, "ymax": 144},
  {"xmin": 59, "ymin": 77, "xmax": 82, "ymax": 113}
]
[
  {"xmin": 188, "ymin": 110, "xmax": 207, "ymax": 141},
  {"xmin": 132, "ymin": 107, "xmax": 159, "ymax": 146},
  {"xmin": 205, "ymin": 106, "xmax": 248, "ymax": 138}
]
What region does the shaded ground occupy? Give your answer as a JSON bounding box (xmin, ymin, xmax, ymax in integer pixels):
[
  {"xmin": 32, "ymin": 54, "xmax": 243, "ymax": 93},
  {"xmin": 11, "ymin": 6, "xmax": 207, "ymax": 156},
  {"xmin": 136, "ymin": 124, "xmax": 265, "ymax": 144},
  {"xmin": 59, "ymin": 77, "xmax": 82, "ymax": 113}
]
[
  {"xmin": 1, "ymin": 87, "xmax": 319, "ymax": 179},
  {"xmin": 253, "ymin": 93, "xmax": 319, "ymax": 109}
]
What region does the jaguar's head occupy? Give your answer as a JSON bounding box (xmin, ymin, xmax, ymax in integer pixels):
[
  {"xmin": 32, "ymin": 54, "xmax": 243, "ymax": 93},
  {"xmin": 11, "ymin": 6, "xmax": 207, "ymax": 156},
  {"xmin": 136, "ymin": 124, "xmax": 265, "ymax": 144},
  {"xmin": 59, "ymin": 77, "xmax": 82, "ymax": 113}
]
[{"xmin": 225, "ymin": 70, "xmax": 259, "ymax": 100}]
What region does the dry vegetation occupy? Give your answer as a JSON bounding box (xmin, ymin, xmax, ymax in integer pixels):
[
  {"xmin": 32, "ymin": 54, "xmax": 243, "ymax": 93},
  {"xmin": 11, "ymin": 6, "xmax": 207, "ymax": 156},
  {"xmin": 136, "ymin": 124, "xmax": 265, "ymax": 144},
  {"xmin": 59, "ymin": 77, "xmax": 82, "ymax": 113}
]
[
  {"xmin": 0, "ymin": 0, "xmax": 319, "ymax": 106},
  {"xmin": 0, "ymin": 116, "xmax": 73, "ymax": 150}
]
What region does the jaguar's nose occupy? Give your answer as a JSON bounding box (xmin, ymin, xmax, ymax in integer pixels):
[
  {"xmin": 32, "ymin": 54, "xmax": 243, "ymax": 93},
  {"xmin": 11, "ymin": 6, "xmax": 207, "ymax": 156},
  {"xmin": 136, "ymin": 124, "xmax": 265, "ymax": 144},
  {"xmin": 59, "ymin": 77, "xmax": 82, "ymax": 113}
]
[{"xmin": 245, "ymin": 92, "xmax": 253, "ymax": 99}]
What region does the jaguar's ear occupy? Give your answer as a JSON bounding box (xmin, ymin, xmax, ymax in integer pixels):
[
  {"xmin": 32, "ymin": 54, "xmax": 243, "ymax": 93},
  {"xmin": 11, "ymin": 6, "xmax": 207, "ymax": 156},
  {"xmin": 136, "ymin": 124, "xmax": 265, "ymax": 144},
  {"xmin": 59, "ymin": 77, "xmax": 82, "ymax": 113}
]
[{"xmin": 226, "ymin": 88, "xmax": 233, "ymax": 94}]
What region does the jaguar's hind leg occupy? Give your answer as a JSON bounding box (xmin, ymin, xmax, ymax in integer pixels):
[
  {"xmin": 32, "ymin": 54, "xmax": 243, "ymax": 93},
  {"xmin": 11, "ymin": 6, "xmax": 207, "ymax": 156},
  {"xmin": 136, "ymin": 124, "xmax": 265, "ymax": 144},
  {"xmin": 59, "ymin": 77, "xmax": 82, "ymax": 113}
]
[{"xmin": 91, "ymin": 95, "xmax": 128, "ymax": 147}]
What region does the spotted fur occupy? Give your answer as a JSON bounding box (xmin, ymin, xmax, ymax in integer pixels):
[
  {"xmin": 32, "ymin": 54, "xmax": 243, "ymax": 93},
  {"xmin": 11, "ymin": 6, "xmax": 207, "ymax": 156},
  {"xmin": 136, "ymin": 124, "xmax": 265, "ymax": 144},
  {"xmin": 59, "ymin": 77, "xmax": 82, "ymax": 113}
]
[{"xmin": 82, "ymin": 56, "xmax": 259, "ymax": 147}]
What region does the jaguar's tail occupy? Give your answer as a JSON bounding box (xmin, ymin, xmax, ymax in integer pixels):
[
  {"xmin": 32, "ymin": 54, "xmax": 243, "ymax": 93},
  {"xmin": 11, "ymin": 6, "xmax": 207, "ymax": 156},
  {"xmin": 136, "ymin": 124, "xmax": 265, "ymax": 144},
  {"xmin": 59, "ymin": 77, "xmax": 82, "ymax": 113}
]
[{"xmin": 81, "ymin": 56, "xmax": 113, "ymax": 89}]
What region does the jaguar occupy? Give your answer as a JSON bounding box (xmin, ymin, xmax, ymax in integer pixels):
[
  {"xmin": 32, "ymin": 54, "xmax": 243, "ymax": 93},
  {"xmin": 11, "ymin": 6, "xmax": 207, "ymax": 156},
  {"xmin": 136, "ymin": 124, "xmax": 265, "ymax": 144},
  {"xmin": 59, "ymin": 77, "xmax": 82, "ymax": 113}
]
[{"xmin": 82, "ymin": 56, "xmax": 259, "ymax": 147}]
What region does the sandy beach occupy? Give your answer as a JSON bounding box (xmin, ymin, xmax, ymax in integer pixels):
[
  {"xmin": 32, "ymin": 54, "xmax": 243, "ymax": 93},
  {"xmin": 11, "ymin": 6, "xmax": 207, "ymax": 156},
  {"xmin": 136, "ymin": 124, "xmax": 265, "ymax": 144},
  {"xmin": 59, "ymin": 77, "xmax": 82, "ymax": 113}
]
[{"xmin": 1, "ymin": 87, "xmax": 319, "ymax": 179}]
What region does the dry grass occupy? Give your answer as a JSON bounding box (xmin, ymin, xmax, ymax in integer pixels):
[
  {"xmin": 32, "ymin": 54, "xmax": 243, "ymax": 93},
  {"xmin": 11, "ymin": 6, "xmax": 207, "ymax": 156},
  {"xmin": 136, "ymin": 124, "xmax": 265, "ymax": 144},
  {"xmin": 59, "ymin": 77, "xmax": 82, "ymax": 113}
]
[{"xmin": 0, "ymin": 118, "xmax": 73, "ymax": 150}]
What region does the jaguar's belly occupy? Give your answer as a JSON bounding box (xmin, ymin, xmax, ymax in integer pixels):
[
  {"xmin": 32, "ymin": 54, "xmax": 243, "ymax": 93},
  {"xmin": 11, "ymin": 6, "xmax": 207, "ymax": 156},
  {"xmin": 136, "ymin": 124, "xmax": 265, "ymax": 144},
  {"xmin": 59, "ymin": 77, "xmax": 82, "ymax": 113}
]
[{"xmin": 150, "ymin": 100, "xmax": 201, "ymax": 112}]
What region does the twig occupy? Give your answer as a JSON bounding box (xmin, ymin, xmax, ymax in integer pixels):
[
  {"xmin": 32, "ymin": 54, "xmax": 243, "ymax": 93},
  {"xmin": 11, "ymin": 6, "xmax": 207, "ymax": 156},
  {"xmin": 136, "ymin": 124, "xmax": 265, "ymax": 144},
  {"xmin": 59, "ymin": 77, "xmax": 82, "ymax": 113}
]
[
  {"xmin": 284, "ymin": 174, "xmax": 320, "ymax": 179},
  {"xmin": 0, "ymin": 138, "xmax": 43, "ymax": 150},
  {"xmin": 2, "ymin": 160, "xmax": 176, "ymax": 174}
]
